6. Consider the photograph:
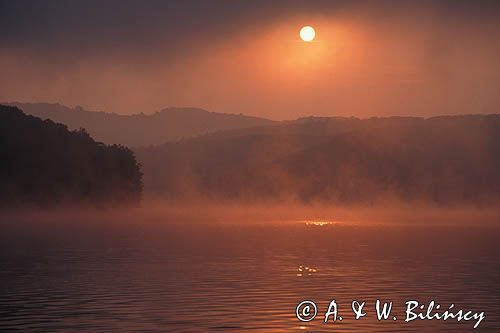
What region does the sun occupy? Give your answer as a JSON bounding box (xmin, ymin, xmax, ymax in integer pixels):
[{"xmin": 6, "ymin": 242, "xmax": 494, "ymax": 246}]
[{"xmin": 299, "ymin": 26, "xmax": 315, "ymax": 42}]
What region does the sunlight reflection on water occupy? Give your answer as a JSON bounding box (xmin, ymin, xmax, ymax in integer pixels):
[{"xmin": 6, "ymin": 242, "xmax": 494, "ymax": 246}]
[
  {"xmin": 304, "ymin": 220, "xmax": 336, "ymax": 226},
  {"xmin": 297, "ymin": 265, "xmax": 317, "ymax": 277}
]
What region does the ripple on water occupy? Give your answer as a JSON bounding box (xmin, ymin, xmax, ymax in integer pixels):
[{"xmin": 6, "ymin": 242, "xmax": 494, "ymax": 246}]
[{"xmin": 0, "ymin": 223, "xmax": 499, "ymax": 332}]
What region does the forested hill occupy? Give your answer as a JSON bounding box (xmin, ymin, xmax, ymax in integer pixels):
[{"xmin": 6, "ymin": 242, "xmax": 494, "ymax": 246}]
[
  {"xmin": 8, "ymin": 103, "xmax": 275, "ymax": 147},
  {"xmin": 0, "ymin": 105, "xmax": 142, "ymax": 206},
  {"xmin": 136, "ymin": 114, "xmax": 500, "ymax": 204}
]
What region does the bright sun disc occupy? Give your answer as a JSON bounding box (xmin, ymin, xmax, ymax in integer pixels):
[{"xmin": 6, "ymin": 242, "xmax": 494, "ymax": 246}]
[{"xmin": 300, "ymin": 26, "xmax": 315, "ymax": 42}]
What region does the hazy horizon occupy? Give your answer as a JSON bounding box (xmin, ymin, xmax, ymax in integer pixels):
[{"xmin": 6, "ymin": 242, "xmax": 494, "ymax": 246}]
[{"xmin": 5, "ymin": 101, "xmax": 500, "ymax": 122}]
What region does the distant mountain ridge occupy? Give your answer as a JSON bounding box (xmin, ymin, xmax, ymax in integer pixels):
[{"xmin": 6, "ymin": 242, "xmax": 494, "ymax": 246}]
[
  {"xmin": 136, "ymin": 114, "xmax": 500, "ymax": 204},
  {"xmin": 6, "ymin": 103, "xmax": 275, "ymax": 147}
]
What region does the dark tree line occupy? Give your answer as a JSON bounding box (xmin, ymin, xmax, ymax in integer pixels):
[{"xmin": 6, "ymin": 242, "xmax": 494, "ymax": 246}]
[{"xmin": 0, "ymin": 105, "xmax": 142, "ymax": 206}]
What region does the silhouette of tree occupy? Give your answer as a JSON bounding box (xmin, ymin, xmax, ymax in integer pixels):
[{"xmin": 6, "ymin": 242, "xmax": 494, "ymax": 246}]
[{"xmin": 0, "ymin": 105, "xmax": 142, "ymax": 206}]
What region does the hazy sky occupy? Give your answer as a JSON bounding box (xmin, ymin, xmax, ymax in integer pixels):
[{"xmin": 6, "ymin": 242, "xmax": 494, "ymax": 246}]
[{"xmin": 1, "ymin": 0, "xmax": 499, "ymax": 119}]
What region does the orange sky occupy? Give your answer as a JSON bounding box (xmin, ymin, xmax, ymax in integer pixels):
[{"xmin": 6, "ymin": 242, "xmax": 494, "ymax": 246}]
[{"xmin": 1, "ymin": 1, "xmax": 499, "ymax": 119}]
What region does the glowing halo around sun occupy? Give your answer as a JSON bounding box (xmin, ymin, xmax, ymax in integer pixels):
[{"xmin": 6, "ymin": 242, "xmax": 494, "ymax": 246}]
[{"xmin": 299, "ymin": 26, "xmax": 315, "ymax": 42}]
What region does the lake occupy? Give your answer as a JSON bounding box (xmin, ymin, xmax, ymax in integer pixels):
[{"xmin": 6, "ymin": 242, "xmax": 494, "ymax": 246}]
[{"xmin": 1, "ymin": 218, "xmax": 499, "ymax": 332}]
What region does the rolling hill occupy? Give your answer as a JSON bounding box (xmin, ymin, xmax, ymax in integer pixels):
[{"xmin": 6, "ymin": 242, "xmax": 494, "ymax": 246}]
[
  {"xmin": 7, "ymin": 102, "xmax": 275, "ymax": 147},
  {"xmin": 136, "ymin": 114, "xmax": 500, "ymax": 204}
]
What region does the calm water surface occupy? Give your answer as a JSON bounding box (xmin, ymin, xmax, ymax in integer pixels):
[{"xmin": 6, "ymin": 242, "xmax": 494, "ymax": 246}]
[{"xmin": 1, "ymin": 220, "xmax": 499, "ymax": 332}]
